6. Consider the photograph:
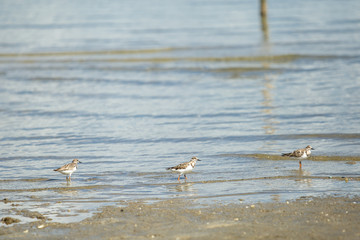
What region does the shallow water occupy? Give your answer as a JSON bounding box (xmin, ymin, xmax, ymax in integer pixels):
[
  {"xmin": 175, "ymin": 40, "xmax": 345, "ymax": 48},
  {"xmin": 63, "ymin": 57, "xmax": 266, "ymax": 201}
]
[{"xmin": 1, "ymin": 0, "xmax": 360, "ymax": 223}]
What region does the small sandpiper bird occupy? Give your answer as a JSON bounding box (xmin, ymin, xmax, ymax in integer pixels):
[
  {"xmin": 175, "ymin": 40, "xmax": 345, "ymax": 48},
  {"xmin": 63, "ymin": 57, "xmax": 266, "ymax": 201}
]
[
  {"xmin": 54, "ymin": 159, "xmax": 81, "ymax": 181},
  {"xmin": 282, "ymin": 145, "xmax": 314, "ymax": 168},
  {"xmin": 166, "ymin": 157, "xmax": 201, "ymax": 181}
]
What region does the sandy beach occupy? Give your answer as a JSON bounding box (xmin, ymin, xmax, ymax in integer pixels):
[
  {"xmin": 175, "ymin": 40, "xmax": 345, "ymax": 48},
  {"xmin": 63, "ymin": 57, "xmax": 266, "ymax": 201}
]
[{"xmin": 1, "ymin": 196, "xmax": 359, "ymax": 240}]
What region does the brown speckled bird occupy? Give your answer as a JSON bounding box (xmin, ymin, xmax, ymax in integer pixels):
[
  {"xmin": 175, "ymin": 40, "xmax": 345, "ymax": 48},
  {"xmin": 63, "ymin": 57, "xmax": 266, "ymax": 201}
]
[
  {"xmin": 282, "ymin": 145, "xmax": 314, "ymax": 168},
  {"xmin": 54, "ymin": 159, "xmax": 81, "ymax": 181},
  {"xmin": 166, "ymin": 157, "xmax": 201, "ymax": 181}
]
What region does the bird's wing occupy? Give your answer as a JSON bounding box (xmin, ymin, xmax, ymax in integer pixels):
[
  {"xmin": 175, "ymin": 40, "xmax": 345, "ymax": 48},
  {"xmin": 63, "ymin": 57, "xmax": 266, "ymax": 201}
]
[
  {"xmin": 282, "ymin": 149, "xmax": 303, "ymax": 157},
  {"xmin": 54, "ymin": 163, "xmax": 75, "ymax": 171},
  {"xmin": 291, "ymin": 149, "xmax": 303, "ymax": 157},
  {"xmin": 169, "ymin": 162, "xmax": 189, "ymax": 170}
]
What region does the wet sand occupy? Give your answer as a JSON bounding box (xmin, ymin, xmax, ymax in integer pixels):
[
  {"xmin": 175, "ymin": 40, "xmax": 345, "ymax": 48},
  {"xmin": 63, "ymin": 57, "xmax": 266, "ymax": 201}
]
[{"xmin": 1, "ymin": 196, "xmax": 359, "ymax": 240}]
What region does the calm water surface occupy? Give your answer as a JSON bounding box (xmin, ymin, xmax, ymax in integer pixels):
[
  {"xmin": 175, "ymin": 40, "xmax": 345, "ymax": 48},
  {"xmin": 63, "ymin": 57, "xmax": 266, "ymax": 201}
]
[{"xmin": 1, "ymin": 0, "xmax": 360, "ymax": 223}]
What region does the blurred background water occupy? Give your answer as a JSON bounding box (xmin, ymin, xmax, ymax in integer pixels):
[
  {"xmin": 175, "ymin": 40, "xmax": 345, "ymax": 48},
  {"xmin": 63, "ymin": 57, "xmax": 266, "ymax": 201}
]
[{"xmin": 0, "ymin": 0, "xmax": 360, "ymax": 223}]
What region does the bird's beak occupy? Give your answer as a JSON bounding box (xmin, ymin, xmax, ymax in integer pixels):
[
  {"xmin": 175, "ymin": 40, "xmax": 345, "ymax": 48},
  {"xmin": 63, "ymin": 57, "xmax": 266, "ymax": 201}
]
[
  {"xmin": 197, "ymin": 159, "xmax": 201, "ymax": 161},
  {"xmin": 311, "ymin": 148, "xmax": 315, "ymax": 150},
  {"xmin": 78, "ymin": 161, "xmax": 82, "ymax": 163}
]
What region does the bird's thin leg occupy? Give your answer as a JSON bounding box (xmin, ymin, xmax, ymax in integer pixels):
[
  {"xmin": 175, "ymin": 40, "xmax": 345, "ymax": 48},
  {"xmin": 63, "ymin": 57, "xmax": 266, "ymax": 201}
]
[
  {"xmin": 184, "ymin": 174, "xmax": 187, "ymax": 180},
  {"xmin": 178, "ymin": 175, "xmax": 180, "ymax": 181},
  {"xmin": 299, "ymin": 161, "xmax": 302, "ymax": 169}
]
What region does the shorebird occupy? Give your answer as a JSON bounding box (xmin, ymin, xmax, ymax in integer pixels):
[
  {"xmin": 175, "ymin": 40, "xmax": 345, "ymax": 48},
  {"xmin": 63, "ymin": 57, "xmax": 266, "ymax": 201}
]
[
  {"xmin": 282, "ymin": 145, "xmax": 314, "ymax": 168},
  {"xmin": 166, "ymin": 157, "xmax": 201, "ymax": 181},
  {"xmin": 54, "ymin": 159, "xmax": 81, "ymax": 181}
]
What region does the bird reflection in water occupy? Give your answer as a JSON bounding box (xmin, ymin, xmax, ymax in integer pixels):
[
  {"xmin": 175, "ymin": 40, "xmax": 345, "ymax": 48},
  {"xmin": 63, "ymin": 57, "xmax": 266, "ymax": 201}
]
[
  {"xmin": 293, "ymin": 168, "xmax": 312, "ymax": 187},
  {"xmin": 167, "ymin": 182, "xmax": 197, "ymax": 198}
]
